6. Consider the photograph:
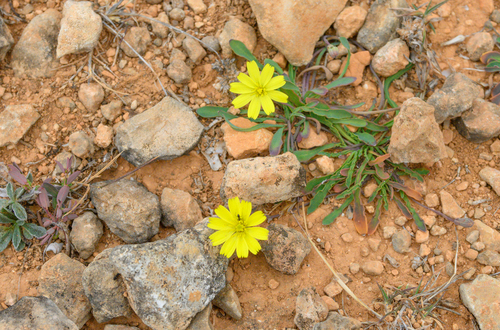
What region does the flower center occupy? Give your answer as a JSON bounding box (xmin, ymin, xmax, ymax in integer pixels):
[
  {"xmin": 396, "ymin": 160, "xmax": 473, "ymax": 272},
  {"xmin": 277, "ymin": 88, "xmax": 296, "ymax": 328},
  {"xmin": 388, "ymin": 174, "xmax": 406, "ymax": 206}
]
[
  {"xmin": 256, "ymin": 87, "xmax": 265, "ymax": 96},
  {"xmin": 235, "ymin": 214, "xmax": 245, "ymax": 232}
]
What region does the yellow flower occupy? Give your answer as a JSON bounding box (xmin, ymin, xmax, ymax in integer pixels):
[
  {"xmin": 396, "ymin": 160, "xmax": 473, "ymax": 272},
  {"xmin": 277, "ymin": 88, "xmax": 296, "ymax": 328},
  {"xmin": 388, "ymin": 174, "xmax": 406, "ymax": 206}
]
[
  {"xmin": 229, "ymin": 61, "xmax": 289, "ymax": 119},
  {"xmin": 208, "ymin": 197, "xmax": 269, "ymax": 258}
]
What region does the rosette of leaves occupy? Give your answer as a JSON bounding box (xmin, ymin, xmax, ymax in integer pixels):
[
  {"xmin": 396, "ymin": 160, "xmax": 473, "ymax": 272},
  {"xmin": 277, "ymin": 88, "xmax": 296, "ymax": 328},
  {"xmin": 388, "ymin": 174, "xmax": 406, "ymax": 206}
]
[{"xmin": 480, "ymin": 51, "xmax": 500, "ymax": 104}]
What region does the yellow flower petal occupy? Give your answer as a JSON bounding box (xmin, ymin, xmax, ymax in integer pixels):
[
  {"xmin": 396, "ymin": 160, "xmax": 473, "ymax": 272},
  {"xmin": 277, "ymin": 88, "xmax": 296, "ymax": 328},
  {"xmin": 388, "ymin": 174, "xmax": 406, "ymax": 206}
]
[
  {"xmin": 247, "ymin": 61, "xmax": 261, "ymax": 85},
  {"xmin": 220, "ymin": 234, "xmax": 238, "ymax": 258},
  {"xmin": 214, "ymin": 206, "xmax": 237, "ymax": 226},
  {"xmin": 267, "ymin": 90, "xmax": 289, "ymax": 104},
  {"xmin": 260, "ymin": 64, "xmax": 275, "ymax": 87},
  {"xmin": 260, "ymin": 94, "xmax": 276, "ymax": 115},
  {"xmin": 232, "ymin": 93, "xmax": 254, "ymax": 109},
  {"xmin": 236, "ymin": 233, "xmax": 249, "ymax": 258},
  {"xmin": 230, "ymin": 82, "xmax": 254, "ymax": 94},
  {"xmin": 246, "ymin": 226, "xmax": 269, "ymax": 241},
  {"xmin": 207, "ymin": 218, "xmax": 234, "ymax": 231},
  {"xmin": 235, "ymin": 73, "xmax": 257, "ymax": 89},
  {"xmin": 247, "ymin": 96, "xmax": 261, "ymax": 119},
  {"xmin": 246, "ymin": 211, "xmax": 266, "ymax": 226},
  {"xmin": 244, "ymin": 232, "xmax": 262, "ymax": 254},
  {"xmin": 265, "ymin": 75, "xmax": 286, "ymax": 91},
  {"xmin": 240, "ymin": 200, "xmax": 252, "ymax": 223},
  {"xmin": 209, "ymin": 230, "xmax": 234, "ymax": 246},
  {"xmin": 228, "ymin": 197, "xmax": 241, "ymax": 220}
]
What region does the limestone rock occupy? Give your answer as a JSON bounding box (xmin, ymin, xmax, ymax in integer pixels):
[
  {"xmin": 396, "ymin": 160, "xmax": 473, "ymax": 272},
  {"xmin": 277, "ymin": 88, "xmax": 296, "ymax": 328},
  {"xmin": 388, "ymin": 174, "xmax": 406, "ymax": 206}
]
[
  {"xmin": 0, "ymin": 296, "xmax": 78, "ymax": 330},
  {"xmin": 297, "ymin": 130, "xmax": 329, "ymax": 149},
  {"xmin": 70, "ymin": 212, "xmax": 103, "ymax": 259},
  {"xmin": 82, "ymin": 250, "xmax": 133, "ymax": 323},
  {"xmin": 460, "ymin": 275, "xmax": 500, "ymax": 330},
  {"xmin": 221, "ymin": 117, "xmax": 273, "ymax": 159},
  {"xmin": 372, "ymin": 38, "xmax": 409, "ymax": 77},
  {"xmin": 361, "ymin": 261, "xmax": 384, "ymax": 276},
  {"xmin": 466, "ymin": 32, "xmax": 494, "ymax": 62},
  {"xmin": 90, "ymin": 179, "xmax": 161, "ymax": 244},
  {"xmin": 453, "ymin": 99, "xmax": 500, "ymax": 143},
  {"xmin": 477, "ymin": 250, "xmax": 500, "ymax": 267},
  {"xmin": 439, "ymin": 190, "xmax": 465, "ymax": 219},
  {"xmin": 294, "ymin": 287, "xmax": 329, "ymax": 330},
  {"xmin": 0, "ymin": 104, "xmax": 40, "ymax": 148},
  {"xmin": 339, "ymin": 51, "xmax": 371, "ymax": 86},
  {"xmin": 11, "ymin": 9, "xmax": 61, "ymax": 77},
  {"xmin": 38, "ymin": 254, "xmax": 91, "ymax": 328},
  {"xmin": 115, "ymin": 97, "xmax": 203, "ymax": 166},
  {"xmin": 388, "ymin": 98, "xmax": 447, "ymax": 163},
  {"xmin": 160, "ymin": 187, "xmax": 203, "ymax": 231},
  {"xmin": 68, "ymin": 131, "xmax": 95, "ymax": 158},
  {"xmin": 392, "ymin": 229, "xmax": 411, "ymax": 254},
  {"xmin": 100, "ymin": 100, "xmax": 122, "ymax": 122},
  {"xmin": 334, "ymin": 6, "xmax": 367, "ymax": 39},
  {"xmin": 261, "ymin": 223, "xmax": 311, "ymax": 275},
  {"xmin": 78, "ymin": 83, "xmax": 104, "ymax": 112},
  {"xmin": 121, "ymin": 27, "xmax": 151, "ymax": 57},
  {"xmin": 427, "ymin": 73, "xmax": 484, "ymax": 124},
  {"xmin": 186, "ymin": 303, "xmax": 213, "ymax": 330},
  {"xmin": 0, "ymin": 17, "xmax": 14, "ymax": 62},
  {"xmin": 356, "ymin": 0, "xmax": 407, "ymax": 53},
  {"xmin": 474, "ymin": 220, "xmax": 500, "ymax": 252},
  {"xmin": 212, "ymin": 284, "xmax": 242, "ymax": 320},
  {"xmin": 218, "ymin": 18, "xmax": 256, "ymax": 57},
  {"xmin": 313, "ymin": 312, "xmax": 362, "ymax": 330},
  {"xmin": 183, "ymin": 37, "xmax": 206, "ymax": 64},
  {"xmin": 249, "ymin": 0, "xmax": 348, "ymax": 66},
  {"xmin": 107, "ymin": 220, "xmax": 228, "ymax": 330},
  {"xmin": 167, "ymin": 59, "xmax": 192, "ymax": 84},
  {"xmin": 57, "ymin": 1, "xmax": 102, "ymax": 58},
  {"xmin": 221, "ymin": 152, "xmax": 306, "ymax": 205}
]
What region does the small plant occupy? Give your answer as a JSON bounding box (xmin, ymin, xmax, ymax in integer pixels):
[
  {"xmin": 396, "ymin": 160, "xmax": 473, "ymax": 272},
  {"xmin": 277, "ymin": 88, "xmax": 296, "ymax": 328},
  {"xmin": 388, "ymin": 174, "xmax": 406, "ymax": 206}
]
[
  {"xmin": 480, "ymin": 51, "xmax": 500, "ymax": 104},
  {"xmin": 208, "ymin": 197, "xmax": 269, "ymax": 258}
]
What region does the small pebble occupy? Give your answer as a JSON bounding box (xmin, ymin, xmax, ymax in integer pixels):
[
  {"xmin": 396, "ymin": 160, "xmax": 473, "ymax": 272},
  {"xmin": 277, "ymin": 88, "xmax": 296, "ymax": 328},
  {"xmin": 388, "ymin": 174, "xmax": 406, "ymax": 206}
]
[
  {"xmin": 464, "ymin": 249, "xmax": 478, "ymax": 260},
  {"xmin": 268, "ymin": 279, "xmax": 279, "ymax": 290},
  {"xmin": 349, "ymin": 263, "xmax": 360, "ymax": 274},
  {"xmin": 466, "ymin": 230, "xmax": 479, "ymax": 244},
  {"xmin": 341, "ymin": 233, "xmax": 353, "ymax": 243}
]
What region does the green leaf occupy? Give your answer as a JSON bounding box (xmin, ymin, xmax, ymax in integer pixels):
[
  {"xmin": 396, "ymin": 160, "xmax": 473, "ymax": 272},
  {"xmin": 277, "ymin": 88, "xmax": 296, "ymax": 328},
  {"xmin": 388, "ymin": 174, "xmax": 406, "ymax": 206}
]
[
  {"xmin": 354, "ymin": 132, "xmax": 377, "ymax": 146},
  {"xmin": 0, "ymin": 229, "xmax": 13, "ymax": 253},
  {"xmin": 22, "ymin": 227, "xmax": 33, "ymax": 240},
  {"xmin": 196, "ymin": 106, "xmax": 231, "ymax": 118},
  {"xmin": 269, "ymin": 127, "xmax": 284, "ymax": 156},
  {"xmin": 264, "ymin": 59, "xmax": 284, "ymax": 74},
  {"xmin": 12, "ymin": 225, "xmax": 22, "ymax": 251},
  {"xmin": 310, "ymin": 108, "xmax": 353, "ymax": 119},
  {"xmin": 15, "ymin": 187, "xmax": 24, "ymax": 200},
  {"xmin": 229, "ymin": 40, "xmax": 262, "ymax": 68},
  {"xmin": 281, "ymin": 81, "xmax": 300, "ymax": 92},
  {"xmin": 0, "ymin": 209, "xmax": 16, "ymax": 224},
  {"xmin": 22, "ymin": 223, "xmax": 47, "ymax": 238},
  {"xmin": 11, "ymin": 202, "xmax": 27, "ymax": 221},
  {"xmin": 27, "ymin": 172, "xmax": 33, "ymax": 185},
  {"xmin": 324, "ymin": 76, "xmax": 357, "ymax": 90},
  {"xmin": 308, "ymin": 180, "xmax": 335, "ymax": 215},
  {"xmin": 322, "ymin": 195, "xmax": 354, "ymax": 225},
  {"xmin": 425, "ymin": 0, "xmax": 449, "ymax": 16},
  {"xmin": 221, "ymin": 112, "xmax": 284, "ymax": 132},
  {"xmin": 330, "ymin": 118, "xmax": 367, "ymax": 127},
  {"xmin": 364, "ymin": 121, "xmax": 389, "ymax": 132},
  {"xmin": 306, "ymin": 175, "xmax": 332, "ymax": 192},
  {"xmin": 6, "ymin": 182, "xmax": 14, "ymax": 201},
  {"xmin": 293, "ymin": 143, "xmax": 338, "ymax": 162},
  {"xmin": 338, "ymin": 37, "xmax": 351, "ymax": 79},
  {"xmin": 481, "ymin": 51, "xmax": 500, "ymax": 65},
  {"xmin": 0, "ymin": 199, "xmax": 9, "ymax": 210}
]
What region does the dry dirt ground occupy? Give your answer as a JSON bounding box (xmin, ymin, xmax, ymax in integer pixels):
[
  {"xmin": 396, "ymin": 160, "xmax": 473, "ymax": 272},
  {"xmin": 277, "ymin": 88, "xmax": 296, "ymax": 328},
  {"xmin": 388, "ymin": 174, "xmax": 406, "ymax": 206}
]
[{"xmin": 1, "ymin": 0, "xmax": 500, "ymax": 329}]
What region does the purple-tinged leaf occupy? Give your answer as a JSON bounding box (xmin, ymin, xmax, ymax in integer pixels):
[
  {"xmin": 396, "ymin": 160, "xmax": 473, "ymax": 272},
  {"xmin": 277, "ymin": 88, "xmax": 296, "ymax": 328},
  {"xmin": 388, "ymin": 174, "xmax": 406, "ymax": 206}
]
[
  {"xmin": 297, "ymin": 121, "xmax": 310, "ymax": 142},
  {"xmin": 37, "ymin": 189, "xmax": 50, "ymax": 209},
  {"xmin": 66, "ymin": 156, "xmax": 73, "ymax": 171},
  {"xmin": 40, "ymin": 234, "xmax": 52, "ymax": 245},
  {"xmin": 353, "ymin": 189, "xmax": 368, "ymax": 235},
  {"xmin": 55, "ymin": 160, "xmax": 65, "ymax": 173},
  {"xmin": 340, "ymin": 168, "xmax": 349, "ymax": 176},
  {"xmin": 43, "ymin": 220, "xmax": 52, "ymax": 227},
  {"xmin": 8, "ymin": 164, "xmax": 27, "ymax": 185},
  {"xmin": 395, "ymin": 198, "xmax": 412, "ymax": 219},
  {"xmin": 57, "ymin": 185, "xmax": 70, "ymax": 204},
  {"xmin": 491, "ymin": 83, "xmax": 500, "ymax": 98},
  {"xmin": 270, "ymin": 127, "xmax": 284, "ymax": 156},
  {"xmin": 56, "ymin": 208, "xmax": 62, "ymax": 219},
  {"xmin": 333, "ymin": 184, "xmax": 346, "ymax": 193},
  {"xmin": 374, "ymin": 164, "xmax": 390, "ymax": 180},
  {"xmin": 368, "ymin": 154, "xmax": 391, "ymax": 166},
  {"xmin": 67, "ymin": 171, "xmax": 81, "ymax": 184},
  {"xmin": 367, "ymin": 199, "xmax": 383, "ymax": 235},
  {"xmin": 389, "ymin": 182, "xmax": 422, "ymax": 201}
]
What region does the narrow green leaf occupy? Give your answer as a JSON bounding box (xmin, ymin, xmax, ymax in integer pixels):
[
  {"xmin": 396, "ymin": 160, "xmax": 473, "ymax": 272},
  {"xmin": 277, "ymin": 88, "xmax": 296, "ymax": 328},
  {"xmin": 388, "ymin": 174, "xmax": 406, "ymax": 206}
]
[
  {"xmin": 322, "ymin": 195, "xmax": 354, "ymax": 225},
  {"xmin": 6, "ymin": 183, "xmax": 14, "ymax": 201},
  {"xmin": 264, "ymin": 59, "xmax": 284, "ymax": 74},
  {"xmin": 0, "ymin": 229, "xmax": 13, "ymax": 252},
  {"xmin": 364, "ymin": 121, "xmax": 389, "ymax": 132},
  {"xmin": 306, "ymin": 175, "xmax": 332, "ymax": 192},
  {"xmin": 330, "ymin": 118, "xmax": 367, "ymax": 127},
  {"xmin": 23, "ymin": 227, "xmax": 33, "ymax": 240},
  {"xmin": 269, "ymin": 127, "xmax": 284, "ymax": 156},
  {"xmin": 221, "ymin": 113, "xmax": 284, "ymax": 132},
  {"xmin": 0, "ymin": 209, "xmax": 16, "ymax": 224},
  {"xmin": 281, "ymin": 81, "xmax": 300, "ymax": 93},
  {"xmin": 196, "ymin": 106, "xmax": 231, "ymax": 118},
  {"xmin": 11, "ymin": 202, "xmax": 27, "ymax": 221},
  {"xmin": 324, "ymin": 76, "xmax": 357, "ymax": 90},
  {"xmin": 229, "ymin": 40, "xmax": 262, "ymax": 67},
  {"xmin": 293, "ymin": 143, "xmax": 339, "ymax": 162},
  {"xmin": 310, "ymin": 108, "xmax": 353, "ymax": 119},
  {"xmin": 308, "ymin": 180, "xmax": 335, "ymax": 215},
  {"xmin": 338, "ymin": 37, "xmax": 351, "ymax": 79},
  {"xmin": 367, "ymin": 199, "xmax": 384, "ymax": 235},
  {"xmin": 12, "ymin": 225, "xmax": 21, "ymax": 251},
  {"xmin": 355, "ymin": 132, "xmax": 377, "ymax": 146}
]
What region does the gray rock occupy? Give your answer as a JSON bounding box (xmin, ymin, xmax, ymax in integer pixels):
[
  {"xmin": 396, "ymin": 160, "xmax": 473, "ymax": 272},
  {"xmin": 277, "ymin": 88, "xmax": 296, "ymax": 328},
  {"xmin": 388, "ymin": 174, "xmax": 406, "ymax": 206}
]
[
  {"xmin": 371, "ymin": 38, "xmax": 409, "ymax": 77},
  {"xmin": 313, "ymin": 312, "xmax": 362, "ymax": 330},
  {"xmin": 186, "ymin": 303, "xmax": 213, "ymax": 330},
  {"xmin": 491, "ymin": 10, "xmax": 500, "ymax": 24},
  {"xmin": 427, "ymin": 73, "xmax": 484, "ymax": 124},
  {"xmin": 460, "ymin": 274, "xmax": 500, "ymax": 330},
  {"xmin": 68, "ymin": 131, "xmax": 95, "ymax": 158},
  {"xmin": 0, "ymin": 104, "xmax": 40, "ymax": 148},
  {"xmin": 453, "ymin": 98, "xmax": 500, "ymax": 143},
  {"xmin": 152, "ymin": 12, "xmax": 170, "ymax": 38},
  {"xmin": 38, "ymin": 253, "xmax": 91, "ymax": 328},
  {"xmin": 466, "ymin": 230, "xmax": 480, "ymax": 244},
  {"xmin": 11, "ymin": 9, "xmax": 61, "ymax": 78},
  {"xmin": 169, "ymin": 8, "xmax": 186, "ymax": 21},
  {"xmin": 466, "ymin": 32, "xmax": 494, "ymax": 62},
  {"xmin": 356, "ymin": 0, "xmax": 407, "ymax": 53},
  {"xmin": 0, "ymin": 17, "xmax": 14, "ymax": 62},
  {"xmin": 56, "ymin": 96, "xmax": 76, "ymax": 110},
  {"xmin": 387, "ymin": 97, "xmax": 447, "ymax": 163},
  {"xmin": 82, "ymin": 250, "xmax": 133, "ymax": 323},
  {"xmin": 57, "ymin": 1, "xmax": 102, "ymax": 58},
  {"xmin": 294, "ymin": 287, "xmax": 329, "ymax": 330},
  {"xmin": 121, "ymin": 27, "xmax": 151, "ymax": 57},
  {"xmin": 183, "ymin": 37, "xmax": 207, "ymax": 64},
  {"xmin": 0, "ymin": 296, "xmax": 78, "ymax": 330},
  {"xmin": 160, "ymin": 187, "xmax": 203, "ymax": 231},
  {"xmin": 70, "ymin": 212, "xmax": 103, "ymax": 259},
  {"xmin": 167, "ymin": 59, "xmax": 192, "ymax": 84},
  {"xmin": 78, "ymin": 82, "xmax": 105, "ymax": 112},
  {"xmin": 170, "ymin": 48, "xmax": 187, "ymax": 61},
  {"xmin": 221, "ymin": 152, "xmax": 306, "ymax": 205},
  {"xmin": 201, "ymin": 36, "xmax": 220, "ymax": 52},
  {"xmin": 248, "ymin": 0, "xmax": 346, "ymax": 66},
  {"xmin": 115, "ymin": 97, "xmax": 203, "ymax": 167},
  {"xmin": 218, "ymin": 18, "xmax": 257, "ymax": 58},
  {"xmin": 107, "ymin": 220, "xmax": 228, "ymax": 330},
  {"xmin": 100, "ymin": 100, "xmax": 123, "ymax": 122},
  {"xmin": 261, "ymin": 223, "xmax": 311, "ymax": 275},
  {"xmin": 90, "ymin": 179, "xmax": 160, "ymax": 244},
  {"xmin": 212, "ymin": 283, "xmax": 242, "ymax": 320},
  {"xmin": 477, "ymin": 250, "xmax": 500, "ymax": 267},
  {"xmin": 392, "ymin": 229, "xmax": 411, "ymax": 254}
]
